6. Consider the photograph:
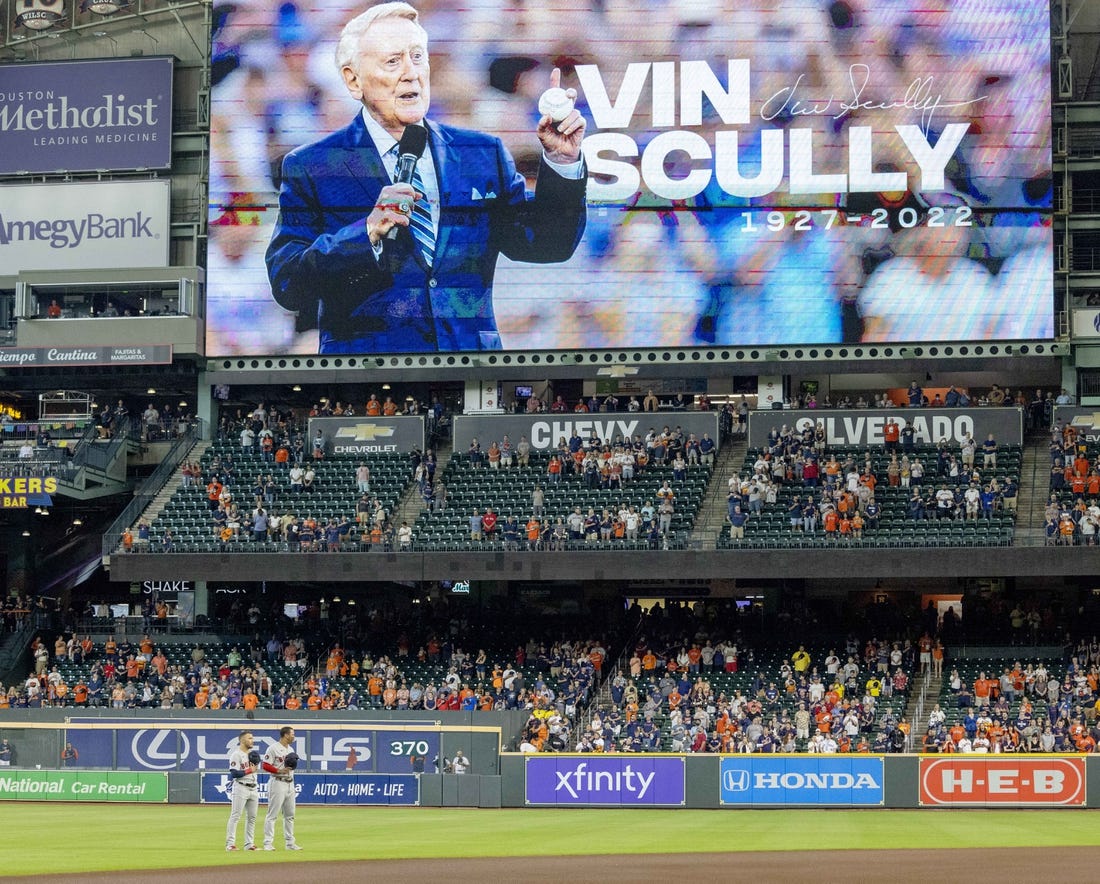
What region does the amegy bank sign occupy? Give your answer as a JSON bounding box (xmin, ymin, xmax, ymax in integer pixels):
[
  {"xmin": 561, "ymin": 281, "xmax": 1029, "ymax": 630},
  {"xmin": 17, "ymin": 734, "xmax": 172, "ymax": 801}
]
[
  {"xmin": 0, "ymin": 180, "xmax": 170, "ymax": 274},
  {"xmin": 453, "ymin": 413, "xmax": 720, "ymax": 451},
  {"xmin": 748, "ymin": 408, "xmax": 1023, "ymax": 448}
]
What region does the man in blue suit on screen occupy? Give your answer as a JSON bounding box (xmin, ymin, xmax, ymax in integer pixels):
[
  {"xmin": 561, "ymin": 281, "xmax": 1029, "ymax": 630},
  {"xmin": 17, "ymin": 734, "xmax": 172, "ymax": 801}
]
[{"xmin": 266, "ymin": 2, "xmax": 588, "ymax": 354}]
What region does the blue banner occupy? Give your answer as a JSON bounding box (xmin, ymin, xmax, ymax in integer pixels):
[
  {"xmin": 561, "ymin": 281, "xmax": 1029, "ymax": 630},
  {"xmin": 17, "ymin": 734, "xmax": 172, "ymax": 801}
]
[
  {"xmin": 0, "ymin": 58, "xmax": 174, "ymax": 174},
  {"xmin": 65, "ymin": 719, "xmax": 441, "ymax": 772},
  {"xmin": 720, "ymin": 756, "xmax": 884, "ymax": 806},
  {"xmin": 200, "ymin": 772, "xmax": 419, "ymax": 805},
  {"xmin": 374, "ymin": 731, "xmax": 441, "ymax": 774},
  {"xmin": 525, "ymin": 756, "xmax": 685, "ymax": 806}
]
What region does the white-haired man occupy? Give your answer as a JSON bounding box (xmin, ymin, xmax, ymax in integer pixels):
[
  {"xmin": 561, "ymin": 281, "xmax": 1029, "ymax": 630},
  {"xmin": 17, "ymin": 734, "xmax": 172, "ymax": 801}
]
[{"xmin": 267, "ymin": 2, "xmax": 587, "ymax": 354}]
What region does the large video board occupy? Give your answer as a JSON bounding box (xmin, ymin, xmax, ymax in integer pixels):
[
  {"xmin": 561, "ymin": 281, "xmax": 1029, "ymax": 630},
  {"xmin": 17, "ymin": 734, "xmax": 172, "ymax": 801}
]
[{"xmin": 207, "ymin": 0, "xmax": 1052, "ymax": 356}]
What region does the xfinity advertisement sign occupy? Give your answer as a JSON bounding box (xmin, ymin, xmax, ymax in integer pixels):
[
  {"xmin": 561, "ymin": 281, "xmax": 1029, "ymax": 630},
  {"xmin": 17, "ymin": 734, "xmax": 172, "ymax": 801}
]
[
  {"xmin": 0, "ymin": 181, "xmax": 170, "ymax": 274},
  {"xmin": 748, "ymin": 408, "xmax": 1024, "ymax": 448},
  {"xmin": 525, "ymin": 756, "xmax": 685, "ymax": 806},
  {"xmin": 720, "ymin": 757, "xmax": 884, "ymax": 806},
  {"xmin": 0, "ymin": 58, "xmax": 173, "ymax": 174},
  {"xmin": 455, "ymin": 414, "xmax": 720, "ymax": 453}
]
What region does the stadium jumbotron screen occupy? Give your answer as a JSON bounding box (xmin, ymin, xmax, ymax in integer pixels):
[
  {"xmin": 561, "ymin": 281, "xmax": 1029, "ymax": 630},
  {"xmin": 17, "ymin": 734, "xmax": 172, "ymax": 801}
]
[{"xmin": 206, "ymin": 0, "xmax": 1052, "ymax": 356}]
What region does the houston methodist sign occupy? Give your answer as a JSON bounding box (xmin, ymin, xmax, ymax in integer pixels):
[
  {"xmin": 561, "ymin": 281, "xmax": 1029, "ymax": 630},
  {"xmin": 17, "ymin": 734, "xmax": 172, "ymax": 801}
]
[
  {"xmin": 919, "ymin": 758, "xmax": 1085, "ymax": 807},
  {"xmin": 0, "ymin": 58, "xmax": 173, "ymax": 174}
]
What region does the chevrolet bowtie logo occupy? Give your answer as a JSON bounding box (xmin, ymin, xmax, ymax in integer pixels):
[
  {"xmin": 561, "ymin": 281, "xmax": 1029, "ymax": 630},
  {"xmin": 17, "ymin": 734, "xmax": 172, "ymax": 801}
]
[
  {"xmin": 1069, "ymin": 414, "xmax": 1100, "ymax": 431},
  {"xmin": 334, "ymin": 424, "xmax": 396, "ymax": 442}
]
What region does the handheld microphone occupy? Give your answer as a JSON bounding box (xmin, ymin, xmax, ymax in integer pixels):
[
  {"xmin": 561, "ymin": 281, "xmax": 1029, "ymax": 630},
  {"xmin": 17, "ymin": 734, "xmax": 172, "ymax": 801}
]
[{"xmin": 388, "ymin": 124, "xmax": 428, "ymax": 240}]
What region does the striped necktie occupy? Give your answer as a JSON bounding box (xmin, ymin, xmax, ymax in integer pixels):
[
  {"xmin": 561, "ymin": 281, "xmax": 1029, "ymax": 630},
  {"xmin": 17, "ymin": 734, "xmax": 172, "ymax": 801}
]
[{"xmin": 392, "ymin": 144, "xmax": 435, "ymax": 266}]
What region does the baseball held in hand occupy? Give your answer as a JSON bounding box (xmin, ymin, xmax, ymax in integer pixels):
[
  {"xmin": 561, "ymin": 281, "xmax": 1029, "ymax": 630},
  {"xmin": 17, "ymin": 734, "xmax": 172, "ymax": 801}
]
[{"xmin": 538, "ymin": 87, "xmax": 574, "ymax": 122}]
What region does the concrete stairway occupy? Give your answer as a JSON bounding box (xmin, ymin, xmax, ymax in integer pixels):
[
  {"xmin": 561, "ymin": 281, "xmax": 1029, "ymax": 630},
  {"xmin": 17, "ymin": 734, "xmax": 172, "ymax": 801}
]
[
  {"xmin": 394, "ymin": 449, "xmax": 452, "ymax": 528},
  {"xmin": 135, "ymin": 439, "xmax": 211, "ymax": 526},
  {"xmin": 903, "ymin": 672, "xmax": 942, "ymax": 749},
  {"xmin": 1014, "ymin": 431, "xmax": 1052, "ymax": 547},
  {"xmin": 691, "ymin": 436, "xmax": 749, "ymax": 545}
]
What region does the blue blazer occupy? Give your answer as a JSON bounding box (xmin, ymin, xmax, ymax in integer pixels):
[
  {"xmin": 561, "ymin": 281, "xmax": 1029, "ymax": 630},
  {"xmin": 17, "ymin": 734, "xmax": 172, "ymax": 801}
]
[{"xmin": 266, "ymin": 114, "xmax": 587, "ymax": 353}]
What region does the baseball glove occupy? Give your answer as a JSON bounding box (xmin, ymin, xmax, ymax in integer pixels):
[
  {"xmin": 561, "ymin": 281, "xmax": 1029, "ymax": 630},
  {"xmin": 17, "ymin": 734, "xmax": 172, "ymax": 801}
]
[
  {"xmin": 247, "ymin": 749, "xmax": 261, "ymax": 765},
  {"xmin": 283, "ymin": 752, "xmax": 299, "ymax": 770}
]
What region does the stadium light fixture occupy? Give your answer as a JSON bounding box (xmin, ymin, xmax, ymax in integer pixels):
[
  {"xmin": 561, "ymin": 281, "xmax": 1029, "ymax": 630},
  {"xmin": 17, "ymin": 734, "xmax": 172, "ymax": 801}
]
[
  {"xmin": 21, "ymin": 530, "xmax": 31, "ymax": 537},
  {"xmin": 146, "ymin": 388, "xmax": 156, "ymax": 395}
]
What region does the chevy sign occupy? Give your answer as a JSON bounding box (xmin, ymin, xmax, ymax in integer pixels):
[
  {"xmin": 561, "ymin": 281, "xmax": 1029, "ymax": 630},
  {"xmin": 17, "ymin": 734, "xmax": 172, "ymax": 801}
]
[
  {"xmin": 720, "ymin": 757, "xmax": 884, "ymax": 806},
  {"xmin": 525, "ymin": 756, "xmax": 685, "ymax": 806},
  {"xmin": 0, "ymin": 58, "xmax": 173, "ymax": 174},
  {"xmin": 309, "ymin": 415, "xmax": 425, "ymax": 455}
]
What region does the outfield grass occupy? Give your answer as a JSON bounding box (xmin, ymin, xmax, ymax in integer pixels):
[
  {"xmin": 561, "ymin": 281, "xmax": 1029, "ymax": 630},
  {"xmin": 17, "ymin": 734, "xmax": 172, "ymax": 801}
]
[{"xmin": 3, "ymin": 805, "xmax": 1100, "ymax": 876}]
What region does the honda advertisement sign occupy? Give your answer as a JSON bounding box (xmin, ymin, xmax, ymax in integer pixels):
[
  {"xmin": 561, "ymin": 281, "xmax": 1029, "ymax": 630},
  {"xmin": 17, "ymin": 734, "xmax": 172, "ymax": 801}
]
[
  {"xmin": 748, "ymin": 408, "xmax": 1024, "ymax": 448},
  {"xmin": 0, "ymin": 180, "xmax": 170, "ymax": 274},
  {"xmin": 454, "ymin": 413, "xmax": 720, "ymax": 453},
  {"xmin": 0, "ymin": 58, "xmax": 173, "ymax": 174},
  {"xmin": 524, "ymin": 756, "xmax": 685, "ymax": 806},
  {"xmin": 201, "ymin": 772, "xmax": 419, "ymax": 806},
  {"xmin": 720, "ymin": 757, "xmax": 884, "ymax": 806},
  {"xmin": 308, "ymin": 415, "xmax": 425, "ymax": 455},
  {"xmin": 919, "ymin": 757, "xmax": 1086, "ymax": 807}
]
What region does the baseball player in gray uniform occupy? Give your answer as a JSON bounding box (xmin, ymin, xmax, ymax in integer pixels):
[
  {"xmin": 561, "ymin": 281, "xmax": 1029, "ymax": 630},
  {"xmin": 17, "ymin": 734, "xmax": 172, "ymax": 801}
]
[
  {"xmin": 261, "ymin": 725, "xmax": 301, "ymax": 851},
  {"xmin": 225, "ymin": 730, "xmax": 260, "ymax": 851}
]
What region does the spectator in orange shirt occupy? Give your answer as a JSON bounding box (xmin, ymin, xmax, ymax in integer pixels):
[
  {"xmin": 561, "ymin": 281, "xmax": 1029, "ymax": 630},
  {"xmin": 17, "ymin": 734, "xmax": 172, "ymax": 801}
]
[
  {"xmin": 307, "ymin": 692, "xmax": 322, "ymax": 711},
  {"xmin": 973, "ymin": 673, "xmax": 991, "ymax": 706},
  {"xmin": 195, "ymin": 686, "xmax": 209, "ymax": 709},
  {"xmin": 243, "ymin": 691, "xmax": 259, "ymax": 711},
  {"xmin": 284, "ymin": 694, "xmax": 302, "ymax": 711},
  {"xmin": 365, "ymin": 395, "xmax": 382, "ymax": 416},
  {"xmin": 125, "ymin": 656, "xmax": 142, "ymax": 680},
  {"xmin": 642, "ymin": 651, "xmax": 657, "ymax": 672}
]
